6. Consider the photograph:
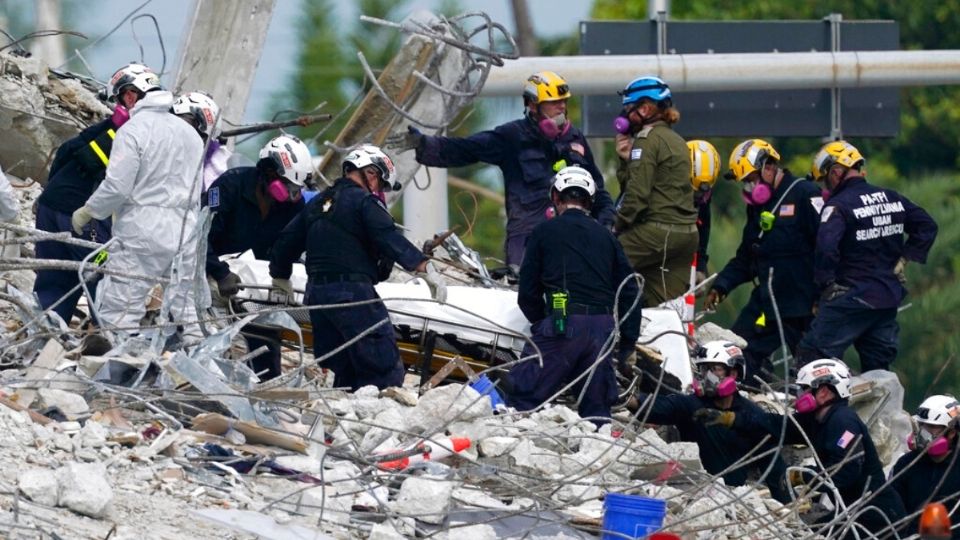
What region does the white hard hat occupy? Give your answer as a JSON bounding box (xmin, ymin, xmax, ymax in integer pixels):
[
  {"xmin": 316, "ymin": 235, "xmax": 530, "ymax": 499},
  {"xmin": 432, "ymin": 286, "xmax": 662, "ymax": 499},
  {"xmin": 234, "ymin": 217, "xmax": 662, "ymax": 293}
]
[
  {"xmin": 796, "ymin": 358, "xmax": 852, "ymax": 399},
  {"xmin": 172, "ymin": 91, "xmax": 221, "ymax": 140},
  {"xmin": 551, "ymin": 166, "xmax": 596, "ymax": 198},
  {"xmin": 343, "ymin": 144, "xmax": 398, "ymax": 190},
  {"xmin": 107, "ymin": 62, "xmax": 161, "ymax": 100},
  {"xmin": 915, "ymin": 395, "xmax": 960, "ymax": 427},
  {"xmin": 259, "ymin": 135, "xmax": 314, "ymax": 186},
  {"xmin": 694, "ymin": 340, "xmax": 745, "ymax": 371}
]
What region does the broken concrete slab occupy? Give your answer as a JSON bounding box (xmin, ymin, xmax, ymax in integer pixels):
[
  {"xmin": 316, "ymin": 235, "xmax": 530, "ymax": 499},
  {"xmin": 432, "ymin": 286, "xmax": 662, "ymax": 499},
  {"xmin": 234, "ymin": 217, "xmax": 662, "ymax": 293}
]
[
  {"xmin": 392, "ymin": 475, "xmax": 455, "ymax": 525},
  {"xmin": 37, "ymin": 388, "xmax": 88, "ymax": 418},
  {"xmin": 57, "ymin": 462, "xmax": 113, "ymax": 518},
  {"xmin": 408, "ymin": 383, "xmax": 491, "ymax": 433},
  {"xmin": 193, "ymin": 508, "xmax": 334, "ymax": 540},
  {"xmin": 478, "ymin": 436, "xmax": 519, "ymax": 457},
  {"xmin": 0, "ymin": 53, "xmax": 109, "ymax": 184},
  {"xmin": 18, "ymin": 468, "xmax": 58, "ymax": 506}
]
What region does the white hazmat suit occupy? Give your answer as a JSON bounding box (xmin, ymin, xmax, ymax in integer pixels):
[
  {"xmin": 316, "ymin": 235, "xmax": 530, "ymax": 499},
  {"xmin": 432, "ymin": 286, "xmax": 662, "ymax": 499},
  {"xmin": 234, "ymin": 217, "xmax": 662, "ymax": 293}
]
[
  {"xmin": 83, "ymin": 90, "xmax": 204, "ymax": 332},
  {"xmin": 0, "ymin": 165, "xmax": 17, "ymax": 222}
]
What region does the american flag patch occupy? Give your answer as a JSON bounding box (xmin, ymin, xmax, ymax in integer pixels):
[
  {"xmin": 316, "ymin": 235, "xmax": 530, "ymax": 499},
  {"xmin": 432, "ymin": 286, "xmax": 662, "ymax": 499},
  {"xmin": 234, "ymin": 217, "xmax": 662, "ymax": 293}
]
[
  {"xmin": 837, "ymin": 430, "xmax": 855, "ymax": 449},
  {"xmin": 779, "ymin": 204, "xmax": 795, "ymax": 217}
]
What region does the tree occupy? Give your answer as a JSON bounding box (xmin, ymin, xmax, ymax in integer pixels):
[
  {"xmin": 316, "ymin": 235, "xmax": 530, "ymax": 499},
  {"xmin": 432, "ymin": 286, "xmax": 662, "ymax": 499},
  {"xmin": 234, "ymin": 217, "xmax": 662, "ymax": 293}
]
[
  {"xmin": 591, "ymin": 0, "xmax": 960, "ymax": 175},
  {"xmin": 591, "ymin": 0, "xmax": 960, "ymax": 406}
]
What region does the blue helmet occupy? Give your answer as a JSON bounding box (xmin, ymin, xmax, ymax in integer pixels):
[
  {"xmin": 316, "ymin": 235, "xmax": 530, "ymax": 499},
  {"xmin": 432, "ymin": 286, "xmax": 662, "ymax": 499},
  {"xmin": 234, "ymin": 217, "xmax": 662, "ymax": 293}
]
[{"xmin": 620, "ymin": 76, "xmax": 672, "ymax": 106}]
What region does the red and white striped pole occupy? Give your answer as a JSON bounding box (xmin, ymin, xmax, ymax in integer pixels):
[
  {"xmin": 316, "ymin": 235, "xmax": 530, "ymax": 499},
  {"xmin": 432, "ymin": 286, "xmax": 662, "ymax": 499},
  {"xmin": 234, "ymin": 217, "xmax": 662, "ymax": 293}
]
[{"xmin": 684, "ymin": 254, "xmax": 697, "ymax": 337}]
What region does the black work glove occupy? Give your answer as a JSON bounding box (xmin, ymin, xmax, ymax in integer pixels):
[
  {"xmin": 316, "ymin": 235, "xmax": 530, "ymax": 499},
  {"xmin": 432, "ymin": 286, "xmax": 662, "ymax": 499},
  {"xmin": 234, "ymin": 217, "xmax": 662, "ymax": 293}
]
[
  {"xmin": 693, "ymin": 408, "xmax": 736, "ymax": 428},
  {"xmin": 704, "ymin": 288, "xmax": 726, "ymax": 311},
  {"xmin": 217, "ymin": 272, "xmax": 242, "ymax": 297},
  {"xmin": 616, "ymin": 341, "xmax": 637, "ymax": 378},
  {"xmin": 385, "ymin": 125, "xmax": 424, "ymax": 153},
  {"xmin": 820, "ymin": 281, "xmax": 850, "ymax": 303}
]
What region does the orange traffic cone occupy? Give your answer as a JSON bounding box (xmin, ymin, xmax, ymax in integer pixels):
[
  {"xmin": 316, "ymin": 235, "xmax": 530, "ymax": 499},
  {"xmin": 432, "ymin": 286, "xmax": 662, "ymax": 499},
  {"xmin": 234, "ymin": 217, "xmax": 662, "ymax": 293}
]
[
  {"xmin": 376, "ymin": 437, "xmax": 471, "ymax": 471},
  {"xmin": 920, "ymin": 502, "xmax": 952, "ymax": 540}
]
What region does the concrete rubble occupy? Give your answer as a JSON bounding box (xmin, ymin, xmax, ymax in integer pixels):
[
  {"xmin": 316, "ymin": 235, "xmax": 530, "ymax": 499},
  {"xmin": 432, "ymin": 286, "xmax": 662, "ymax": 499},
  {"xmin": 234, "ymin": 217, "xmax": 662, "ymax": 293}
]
[{"xmin": 0, "ymin": 20, "xmax": 918, "ymax": 540}]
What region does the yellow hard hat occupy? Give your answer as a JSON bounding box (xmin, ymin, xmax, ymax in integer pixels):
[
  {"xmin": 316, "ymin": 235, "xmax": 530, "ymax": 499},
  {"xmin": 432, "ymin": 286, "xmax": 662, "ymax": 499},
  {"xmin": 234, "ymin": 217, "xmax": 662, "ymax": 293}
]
[
  {"xmin": 811, "ymin": 140, "xmax": 865, "ymax": 181},
  {"xmin": 728, "ymin": 139, "xmax": 781, "ymax": 182},
  {"xmin": 522, "ymin": 71, "xmax": 571, "ymax": 105},
  {"xmin": 687, "ymin": 140, "xmax": 721, "ymax": 191}
]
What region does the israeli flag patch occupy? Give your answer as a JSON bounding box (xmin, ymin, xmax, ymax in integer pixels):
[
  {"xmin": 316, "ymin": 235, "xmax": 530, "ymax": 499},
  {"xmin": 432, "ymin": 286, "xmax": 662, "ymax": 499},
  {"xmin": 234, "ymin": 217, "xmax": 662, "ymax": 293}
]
[
  {"xmin": 630, "ymin": 148, "xmax": 643, "ymax": 161},
  {"xmin": 208, "ymin": 187, "xmax": 220, "ymax": 208}
]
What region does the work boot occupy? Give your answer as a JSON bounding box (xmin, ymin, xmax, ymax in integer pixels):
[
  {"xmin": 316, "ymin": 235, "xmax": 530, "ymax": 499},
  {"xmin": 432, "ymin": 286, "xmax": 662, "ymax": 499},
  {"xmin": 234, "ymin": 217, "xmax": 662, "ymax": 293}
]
[{"xmin": 80, "ymin": 334, "xmax": 112, "ymax": 356}]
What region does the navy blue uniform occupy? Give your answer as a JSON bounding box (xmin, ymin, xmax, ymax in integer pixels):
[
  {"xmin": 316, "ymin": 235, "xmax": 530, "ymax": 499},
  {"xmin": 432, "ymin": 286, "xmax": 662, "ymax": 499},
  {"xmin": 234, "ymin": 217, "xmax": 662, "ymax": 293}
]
[
  {"xmin": 270, "ymin": 178, "xmax": 426, "ymax": 391},
  {"xmin": 798, "ymin": 177, "xmax": 937, "ymax": 371},
  {"xmin": 508, "ymin": 208, "xmax": 640, "ymax": 423},
  {"xmin": 712, "ymin": 173, "xmax": 822, "ymax": 379},
  {"xmin": 890, "ymin": 448, "xmax": 960, "ymax": 539},
  {"xmin": 202, "ymin": 167, "xmax": 304, "ymax": 281},
  {"xmin": 34, "ymin": 118, "xmax": 115, "ymax": 322},
  {"xmin": 416, "ymin": 117, "xmax": 615, "ymax": 265},
  {"xmin": 202, "ymin": 167, "xmax": 304, "ymax": 379},
  {"xmin": 747, "ymin": 403, "xmax": 905, "ymax": 535},
  {"xmin": 639, "ymin": 392, "xmax": 790, "ymax": 502},
  {"xmin": 695, "ymin": 194, "xmax": 711, "ymax": 273}
]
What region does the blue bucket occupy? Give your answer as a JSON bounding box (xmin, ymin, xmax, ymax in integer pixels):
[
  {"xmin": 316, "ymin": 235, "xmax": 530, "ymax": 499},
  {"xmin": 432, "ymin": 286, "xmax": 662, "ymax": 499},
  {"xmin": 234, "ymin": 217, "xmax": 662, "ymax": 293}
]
[
  {"xmin": 468, "ymin": 374, "xmax": 505, "ymax": 411},
  {"xmin": 602, "ymin": 493, "xmax": 667, "ymax": 539}
]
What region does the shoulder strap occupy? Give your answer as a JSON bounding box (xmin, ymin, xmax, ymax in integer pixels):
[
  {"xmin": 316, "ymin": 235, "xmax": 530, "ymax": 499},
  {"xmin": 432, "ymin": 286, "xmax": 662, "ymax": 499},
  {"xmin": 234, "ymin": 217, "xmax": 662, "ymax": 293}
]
[{"xmin": 757, "ymin": 177, "xmax": 803, "ymax": 240}]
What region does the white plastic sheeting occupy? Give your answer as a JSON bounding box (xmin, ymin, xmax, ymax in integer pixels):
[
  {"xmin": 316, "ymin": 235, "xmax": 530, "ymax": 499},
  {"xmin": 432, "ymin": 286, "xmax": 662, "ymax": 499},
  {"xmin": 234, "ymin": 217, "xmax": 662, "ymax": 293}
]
[{"xmin": 226, "ymin": 251, "xmax": 693, "ymax": 386}]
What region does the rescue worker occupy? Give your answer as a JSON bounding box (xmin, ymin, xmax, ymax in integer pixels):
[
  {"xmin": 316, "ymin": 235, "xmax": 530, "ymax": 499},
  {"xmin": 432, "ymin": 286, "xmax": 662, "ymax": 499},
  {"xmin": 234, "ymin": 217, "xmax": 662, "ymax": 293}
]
[
  {"xmin": 390, "ymin": 71, "xmax": 614, "ymax": 266},
  {"xmin": 705, "ymin": 140, "xmax": 822, "ymax": 382},
  {"xmin": 33, "ymin": 62, "xmax": 156, "ymax": 323},
  {"xmin": 731, "ymin": 359, "xmax": 905, "ymax": 537},
  {"xmin": 71, "ymin": 74, "xmax": 206, "ymax": 337},
  {"xmin": 506, "ymin": 166, "xmax": 640, "ymax": 424},
  {"xmin": 202, "ymin": 134, "xmax": 310, "ymax": 380},
  {"xmin": 639, "ymin": 340, "xmax": 790, "ymax": 503},
  {"xmin": 688, "ymin": 140, "xmax": 721, "ymax": 285},
  {"xmin": 890, "ymin": 395, "xmax": 960, "ymax": 538},
  {"xmin": 797, "ymin": 141, "xmax": 938, "ymax": 372},
  {"xmin": 269, "ymin": 145, "xmax": 441, "ymax": 390},
  {"xmin": 613, "ymin": 76, "xmax": 697, "ymax": 306}
]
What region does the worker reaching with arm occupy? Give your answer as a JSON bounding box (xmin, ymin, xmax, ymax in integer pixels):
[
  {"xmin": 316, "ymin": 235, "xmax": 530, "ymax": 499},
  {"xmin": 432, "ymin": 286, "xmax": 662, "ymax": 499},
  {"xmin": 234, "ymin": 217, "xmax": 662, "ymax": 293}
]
[
  {"xmin": 721, "ymin": 359, "xmax": 905, "ymax": 537},
  {"xmin": 634, "ymin": 340, "xmax": 791, "ymax": 502},
  {"xmin": 390, "ymin": 71, "xmax": 614, "ymax": 268},
  {"xmin": 704, "ymin": 139, "xmax": 822, "ymax": 383},
  {"xmin": 202, "ymin": 130, "xmax": 310, "ymax": 381},
  {"xmin": 268, "ymin": 145, "xmax": 442, "ymax": 391}
]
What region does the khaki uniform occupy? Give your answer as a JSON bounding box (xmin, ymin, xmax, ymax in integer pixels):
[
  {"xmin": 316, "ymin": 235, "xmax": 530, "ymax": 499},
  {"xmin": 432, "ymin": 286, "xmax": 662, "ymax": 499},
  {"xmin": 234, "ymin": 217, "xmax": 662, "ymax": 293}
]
[{"xmin": 616, "ymin": 121, "xmax": 698, "ymax": 305}]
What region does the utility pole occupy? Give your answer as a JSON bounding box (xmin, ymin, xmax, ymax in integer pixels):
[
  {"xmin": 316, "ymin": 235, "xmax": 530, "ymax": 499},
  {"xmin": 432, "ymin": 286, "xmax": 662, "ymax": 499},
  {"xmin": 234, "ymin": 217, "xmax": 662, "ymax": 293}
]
[
  {"xmin": 174, "ymin": 0, "xmax": 276, "ymax": 137},
  {"xmin": 32, "ymin": 0, "xmax": 65, "ymax": 67},
  {"xmin": 510, "ymin": 0, "xmax": 539, "ymax": 56}
]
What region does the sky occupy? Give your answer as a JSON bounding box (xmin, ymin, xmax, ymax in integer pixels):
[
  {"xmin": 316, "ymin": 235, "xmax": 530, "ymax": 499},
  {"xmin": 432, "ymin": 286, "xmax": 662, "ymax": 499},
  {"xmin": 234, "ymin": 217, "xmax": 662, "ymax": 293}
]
[{"xmin": 47, "ymin": 0, "xmax": 593, "ymax": 125}]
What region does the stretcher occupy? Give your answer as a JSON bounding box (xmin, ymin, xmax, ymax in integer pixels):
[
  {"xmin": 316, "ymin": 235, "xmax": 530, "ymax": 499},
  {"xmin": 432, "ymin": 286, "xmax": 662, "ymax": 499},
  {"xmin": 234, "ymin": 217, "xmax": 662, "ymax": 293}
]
[{"xmin": 223, "ymin": 251, "xmax": 694, "ymax": 388}]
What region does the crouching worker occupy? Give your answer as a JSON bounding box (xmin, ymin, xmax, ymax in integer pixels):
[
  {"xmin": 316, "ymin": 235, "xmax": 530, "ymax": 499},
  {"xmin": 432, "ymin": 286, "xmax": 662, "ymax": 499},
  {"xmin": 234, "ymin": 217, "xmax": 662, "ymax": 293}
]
[
  {"xmin": 506, "ymin": 166, "xmax": 641, "ymax": 425},
  {"xmin": 632, "ymin": 340, "xmax": 790, "ymax": 502},
  {"xmin": 727, "ymin": 359, "xmax": 905, "ymax": 537},
  {"xmin": 269, "ymin": 145, "xmax": 442, "ymax": 390},
  {"xmin": 203, "ymin": 134, "xmax": 311, "ymax": 380},
  {"xmin": 890, "ymin": 395, "xmax": 960, "ymax": 538}
]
